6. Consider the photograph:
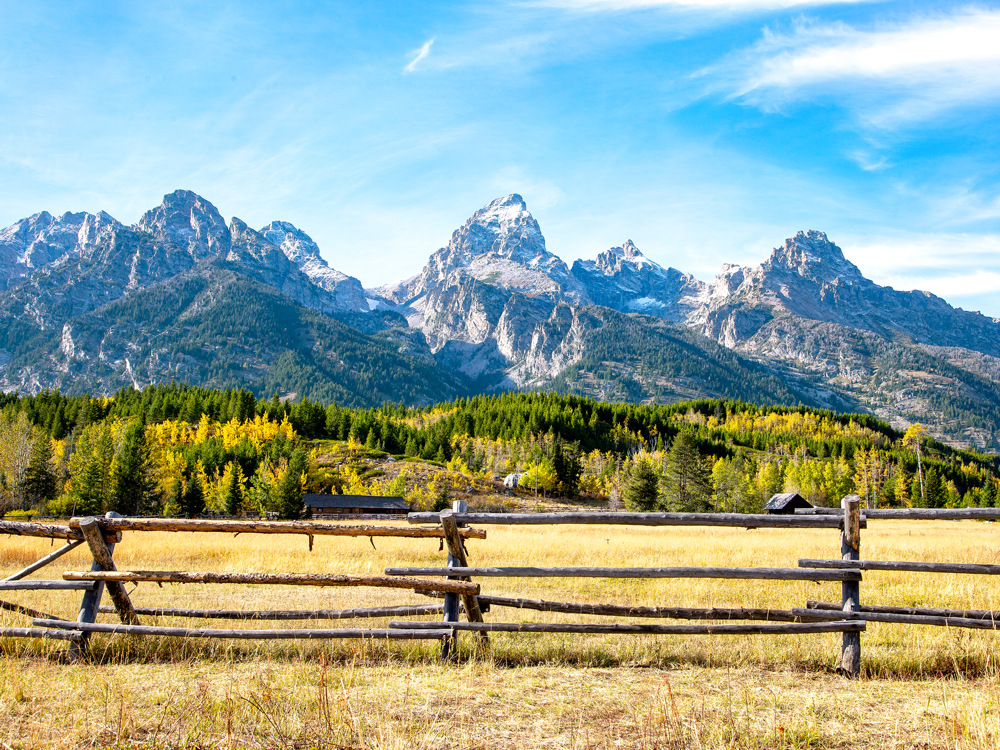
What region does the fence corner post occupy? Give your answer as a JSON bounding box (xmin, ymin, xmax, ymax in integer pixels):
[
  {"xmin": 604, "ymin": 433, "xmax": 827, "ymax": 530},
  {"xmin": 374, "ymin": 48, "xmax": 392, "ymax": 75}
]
[
  {"xmin": 839, "ymin": 495, "xmax": 862, "ymax": 678},
  {"xmin": 439, "ymin": 500, "xmax": 469, "ymax": 662},
  {"xmin": 68, "ymin": 512, "xmax": 124, "ymax": 660}
]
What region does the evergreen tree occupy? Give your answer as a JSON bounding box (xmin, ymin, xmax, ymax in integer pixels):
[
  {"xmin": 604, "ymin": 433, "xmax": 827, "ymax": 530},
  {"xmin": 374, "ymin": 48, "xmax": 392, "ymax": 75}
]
[
  {"xmin": 276, "ymin": 448, "xmax": 307, "ymax": 520},
  {"xmin": 180, "ymin": 468, "xmax": 205, "ymax": 517},
  {"xmin": 24, "ymin": 436, "xmax": 58, "ymax": 508},
  {"xmin": 71, "ymin": 450, "xmax": 106, "ymax": 516},
  {"xmin": 551, "ymin": 438, "xmax": 582, "ymax": 497},
  {"xmin": 110, "ymin": 420, "xmax": 156, "ymax": 516},
  {"xmin": 660, "ymin": 430, "xmax": 712, "ymax": 511},
  {"xmin": 404, "ymin": 435, "xmax": 418, "ymax": 457},
  {"xmin": 220, "ymin": 463, "xmax": 245, "ymax": 516},
  {"xmin": 623, "ymin": 457, "xmax": 659, "ymax": 511},
  {"xmin": 432, "ymin": 481, "xmax": 451, "ymax": 512}
]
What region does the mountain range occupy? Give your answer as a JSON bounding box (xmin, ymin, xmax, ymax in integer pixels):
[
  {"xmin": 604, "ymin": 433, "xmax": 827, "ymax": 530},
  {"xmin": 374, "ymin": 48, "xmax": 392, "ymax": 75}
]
[{"xmin": 1, "ymin": 190, "xmax": 998, "ymax": 451}]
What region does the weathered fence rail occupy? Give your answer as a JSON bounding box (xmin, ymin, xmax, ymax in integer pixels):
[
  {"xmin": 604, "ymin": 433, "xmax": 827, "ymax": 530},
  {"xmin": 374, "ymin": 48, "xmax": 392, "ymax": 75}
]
[
  {"xmin": 408, "ymin": 511, "xmax": 861, "ymax": 529},
  {"xmin": 797, "ymin": 507, "xmax": 1000, "ymax": 520},
  {"xmin": 68, "ymin": 516, "xmax": 486, "ymax": 539},
  {"xmin": 63, "ymin": 570, "xmax": 480, "ymax": 595},
  {"xmin": 387, "ymin": 620, "xmax": 867, "ymax": 635},
  {"xmin": 31, "ymin": 619, "xmax": 454, "ymax": 641},
  {"xmin": 385, "ymin": 566, "xmax": 861, "ymax": 582}
]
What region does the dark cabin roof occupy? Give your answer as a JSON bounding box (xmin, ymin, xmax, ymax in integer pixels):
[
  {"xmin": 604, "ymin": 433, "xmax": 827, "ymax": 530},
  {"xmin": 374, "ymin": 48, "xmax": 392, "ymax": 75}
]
[
  {"xmin": 764, "ymin": 492, "xmax": 812, "ymax": 512},
  {"xmin": 303, "ymin": 494, "xmax": 409, "ymax": 511}
]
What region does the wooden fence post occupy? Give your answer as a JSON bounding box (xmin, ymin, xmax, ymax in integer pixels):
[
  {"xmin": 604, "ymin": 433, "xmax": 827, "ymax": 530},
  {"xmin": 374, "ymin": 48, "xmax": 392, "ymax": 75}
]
[
  {"xmin": 440, "ymin": 506, "xmax": 488, "ymax": 644},
  {"xmin": 68, "ymin": 512, "xmax": 123, "ymax": 660},
  {"xmin": 78, "ymin": 517, "xmax": 140, "ymax": 625},
  {"xmin": 839, "ymin": 495, "xmax": 861, "ymax": 677},
  {"xmin": 440, "ymin": 500, "xmax": 467, "ymax": 661}
]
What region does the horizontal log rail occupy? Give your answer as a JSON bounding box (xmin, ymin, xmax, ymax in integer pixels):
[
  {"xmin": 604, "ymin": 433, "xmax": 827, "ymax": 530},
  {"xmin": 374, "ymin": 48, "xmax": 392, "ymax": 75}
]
[
  {"xmin": 0, "ymin": 627, "xmax": 83, "ymax": 642},
  {"xmin": 806, "ymin": 600, "xmax": 1000, "ymax": 620},
  {"xmin": 96, "ymin": 603, "xmax": 448, "ymax": 620},
  {"xmin": 0, "ymin": 519, "xmax": 117, "ymax": 543},
  {"xmin": 385, "ymin": 566, "xmax": 861, "ymax": 582},
  {"xmin": 387, "ymin": 620, "xmax": 866, "ymax": 635},
  {"xmin": 469, "ymin": 595, "xmax": 811, "ymax": 621},
  {"xmin": 0, "ymin": 580, "xmax": 96, "ymax": 591},
  {"xmin": 796, "ymin": 508, "xmax": 1000, "ymax": 520},
  {"xmin": 799, "ymin": 559, "xmax": 1000, "ymax": 575},
  {"xmin": 69, "ymin": 517, "xmax": 486, "ymax": 540},
  {"xmin": 789, "ymin": 608, "xmax": 1000, "ymax": 630},
  {"xmin": 407, "ymin": 511, "xmax": 860, "ymax": 529},
  {"xmin": 33, "ymin": 618, "xmax": 454, "ymax": 640},
  {"xmin": 63, "ymin": 570, "xmax": 480, "ymax": 595}
]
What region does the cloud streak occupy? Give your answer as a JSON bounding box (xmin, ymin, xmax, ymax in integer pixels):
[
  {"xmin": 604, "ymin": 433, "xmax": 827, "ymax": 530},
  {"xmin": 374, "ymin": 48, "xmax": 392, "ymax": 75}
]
[
  {"xmin": 534, "ymin": 0, "xmax": 864, "ymax": 9},
  {"xmin": 404, "ymin": 37, "xmax": 435, "ymax": 73},
  {"xmin": 706, "ymin": 9, "xmax": 1000, "ymax": 126}
]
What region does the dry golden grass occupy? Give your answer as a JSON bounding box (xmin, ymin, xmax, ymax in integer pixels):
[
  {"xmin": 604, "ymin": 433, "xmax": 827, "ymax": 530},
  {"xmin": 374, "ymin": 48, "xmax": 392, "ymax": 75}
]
[{"xmin": 3, "ymin": 519, "xmax": 1000, "ymax": 748}]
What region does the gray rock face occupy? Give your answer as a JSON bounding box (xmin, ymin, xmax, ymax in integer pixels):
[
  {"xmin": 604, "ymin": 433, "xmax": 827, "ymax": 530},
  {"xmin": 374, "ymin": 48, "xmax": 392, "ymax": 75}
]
[
  {"xmin": 137, "ymin": 189, "xmax": 230, "ymax": 261},
  {"xmin": 0, "ymin": 210, "xmax": 121, "ymax": 290},
  {"xmin": 0, "ymin": 190, "xmax": 369, "ymax": 330},
  {"xmin": 260, "ymin": 221, "xmax": 368, "ymax": 312},
  {"xmin": 373, "ymin": 195, "xmax": 594, "ymax": 384},
  {"xmin": 693, "ymin": 231, "xmax": 1000, "ymax": 359},
  {"xmin": 571, "ymin": 240, "xmax": 707, "ymax": 322}
]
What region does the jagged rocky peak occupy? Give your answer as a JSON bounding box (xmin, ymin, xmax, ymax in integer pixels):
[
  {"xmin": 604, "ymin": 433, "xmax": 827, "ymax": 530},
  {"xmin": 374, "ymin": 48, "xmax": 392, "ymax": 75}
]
[
  {"xmin": 0, "ymin": 209, "xmax": 123, "ymax": 290},
  {"xmin": 593, "ymin": 239, "xmax": 655, "ymax": 273},
  {"xmin": 137, "ymin": 189, "xmax": 229, "ymax": 260},
  {"xmin": 260, "ymin": 221, "xmax": 322, "ymax": 264},
  {"xmin": 446, "ymin": 193, "xmax": 546, "ymax": 266},
  {"xmin": 766, "ymin": 230, "xmax": 863, "ymax": 283},
  {"xmin": 570, "ymin": 239, "xmax": 707, "ymax": 322},
  {"xmin": 259, "ymin": 220, "xmax": 364, "ymax": 304},
  {"xmin": 396, "ymin": 194, "xmax": 589, "ymax": 303}
]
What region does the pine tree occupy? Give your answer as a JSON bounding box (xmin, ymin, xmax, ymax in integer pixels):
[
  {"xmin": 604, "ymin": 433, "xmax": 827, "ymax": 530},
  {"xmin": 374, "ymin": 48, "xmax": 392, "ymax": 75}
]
[
  {"xmin": 404, "ymin": 435, "xmax": 418, "ymax": 457},
  {"xmin": 110, "ymin": 420, "xmax": 156, "ymax": 516},
  {"xmin": 276, "ymin": 448, "xmax": 307, "ymax": 520},
  {"xmin": 623, "ymin": 457, "xmax": 659, "ymax": 511},
  {"xmin": 24, "ymin": 436, "xmax": 58, "ymax": 508},
  {"xmin": 551, "ymin": 437, "xmax": 582, "ymax": 497},
  {"xmin": 71, "ymin": 450, "xmax": 106, "ymax": 516},
  {"xmin": 180, "ymin": 469, "xmax": 205, "ymax": 517},
  {"xmin": 432, "ymin": 481, "xmax": 451, "ymax": 512},
  {"xmin": 220, "ymin": 463, "xmax": 245, "ymax": 516},
  {"xmin": 660, "ymin": 430, "xmax": 712, "ymax": 511}
]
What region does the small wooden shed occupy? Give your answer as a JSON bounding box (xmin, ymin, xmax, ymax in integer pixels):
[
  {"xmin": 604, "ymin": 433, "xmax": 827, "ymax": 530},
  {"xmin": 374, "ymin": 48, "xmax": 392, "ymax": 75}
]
[{"xmin": 764, "ymin": 492, "xmax": 813, "ymax": 515}]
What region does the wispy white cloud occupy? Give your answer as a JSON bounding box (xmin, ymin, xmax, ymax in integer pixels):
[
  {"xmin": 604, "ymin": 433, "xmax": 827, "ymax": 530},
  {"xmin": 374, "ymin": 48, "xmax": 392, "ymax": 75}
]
[
  {"xmin": 536, "ymin": 0, "xmax": 863, "ymax": 9},
  {"xmin": 705, "ymin": 9, "xmax": 1000, "ymax": 126},
  {"xmin": 404, "ymin": 37, "xmax": 435, "ymax": 74},
  {"xmin": 839, "ymin": 233, "xmax": 1000, "ymax": 311}
]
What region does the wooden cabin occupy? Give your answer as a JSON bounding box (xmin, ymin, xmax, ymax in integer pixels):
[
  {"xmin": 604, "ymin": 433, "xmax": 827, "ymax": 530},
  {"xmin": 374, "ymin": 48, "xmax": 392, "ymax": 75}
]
[
  {"xmin": 303, "ymin": 494, "xmax": 410, "ymax": 517},
  {"xmin": 764, "ymin": 492, "xmax": 813, "ymax": 515}
]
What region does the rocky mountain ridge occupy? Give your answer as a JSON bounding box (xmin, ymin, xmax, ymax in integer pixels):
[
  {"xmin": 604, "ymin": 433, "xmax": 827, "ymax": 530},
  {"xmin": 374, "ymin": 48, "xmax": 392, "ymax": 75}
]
[{"xmin": 1, "ymin": 190, "xmax": 998, "ymax": 450}]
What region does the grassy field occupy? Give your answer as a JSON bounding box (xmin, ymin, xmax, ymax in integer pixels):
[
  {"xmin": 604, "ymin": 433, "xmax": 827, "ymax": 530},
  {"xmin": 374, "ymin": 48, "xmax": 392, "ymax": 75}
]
[{"xmin": 3, "ymin": 519, "xmax": 1000, "ymax": 748}]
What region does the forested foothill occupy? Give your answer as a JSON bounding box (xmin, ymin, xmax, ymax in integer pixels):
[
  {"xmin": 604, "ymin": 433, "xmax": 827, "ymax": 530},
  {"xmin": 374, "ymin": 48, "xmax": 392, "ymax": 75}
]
[{"xmin": 0, "ymin": 385, "xmax": 997, "ymax": 520}]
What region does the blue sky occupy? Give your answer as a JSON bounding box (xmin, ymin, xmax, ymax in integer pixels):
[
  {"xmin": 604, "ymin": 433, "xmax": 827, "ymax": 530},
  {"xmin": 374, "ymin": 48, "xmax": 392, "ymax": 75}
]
[{"xmin": 2, "ymin": 1, "xmax": 999, "ymax": 315}]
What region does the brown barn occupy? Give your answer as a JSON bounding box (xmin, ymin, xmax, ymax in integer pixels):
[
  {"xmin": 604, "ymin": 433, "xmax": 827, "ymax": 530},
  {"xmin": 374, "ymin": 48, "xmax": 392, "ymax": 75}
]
[{"xmin": 303, "ymin": 494, "xmax": 409, "ymax": 517}]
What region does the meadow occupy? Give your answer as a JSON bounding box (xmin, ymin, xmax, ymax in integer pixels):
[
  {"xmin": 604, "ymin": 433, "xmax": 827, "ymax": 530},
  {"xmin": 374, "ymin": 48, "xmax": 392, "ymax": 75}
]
[{"xmin": 3, "ymin": 519, "xmax": 1000, "ymax": 748}]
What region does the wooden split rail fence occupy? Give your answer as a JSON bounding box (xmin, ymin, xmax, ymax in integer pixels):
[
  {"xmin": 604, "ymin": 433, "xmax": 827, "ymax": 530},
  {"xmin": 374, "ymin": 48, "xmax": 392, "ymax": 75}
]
[{"xmin": 3, "ymin": 497, "xmax": 1000, "ymax": 675}]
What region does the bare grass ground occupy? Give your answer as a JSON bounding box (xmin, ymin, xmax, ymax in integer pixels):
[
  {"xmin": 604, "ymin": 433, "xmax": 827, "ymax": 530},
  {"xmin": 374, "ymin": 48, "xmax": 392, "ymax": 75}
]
[{"xmin": 3, "ymin": 520, "xmax": 1000, "ymax": 748}]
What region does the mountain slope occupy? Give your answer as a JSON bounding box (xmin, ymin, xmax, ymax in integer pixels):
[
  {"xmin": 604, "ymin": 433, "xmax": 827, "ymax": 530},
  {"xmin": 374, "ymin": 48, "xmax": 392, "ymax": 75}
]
[{"xmin": 0, "ymin": 260, "xmax": 462, "ymax": 407}]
